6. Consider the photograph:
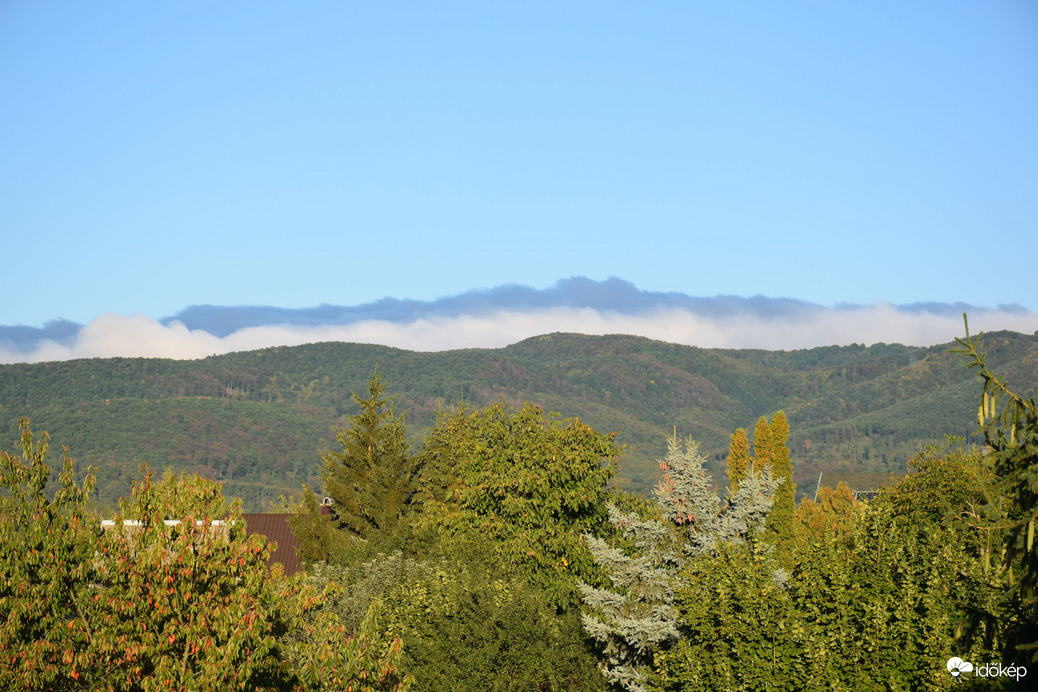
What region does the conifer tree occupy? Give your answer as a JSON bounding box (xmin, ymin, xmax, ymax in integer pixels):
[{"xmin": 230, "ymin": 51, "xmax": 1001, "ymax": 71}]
[
  {"xmin": 322, "ymin": 370, "xmax": 415, "ymax": 539},
  {"xmin": 760, "ymin": 411, "xmax": 795, "ymax": 539},
  {"xmin": 753, "ymin": 415, "xmax": 771, "ymax": 463},
  {"xmin": 409, "ymin": 405, "xmax": 470, "ymax": 510},
  {"xmin": 287, "ymin": 485, "xmax": 344, "ymax": 564},
  {"xmin": 726, "ymin": 414, "xmax": 797, "ymax": 540},
  {"xmin": 730, "ymin": 414, "xmax": 798, "ymax": 541},
  {"xmin": 726, "ymin": 427, "xmax": 751, "ymax": 495},
  {"xmin": 581, "ymin": 434, "xmax": 780, "ymax": 692}
]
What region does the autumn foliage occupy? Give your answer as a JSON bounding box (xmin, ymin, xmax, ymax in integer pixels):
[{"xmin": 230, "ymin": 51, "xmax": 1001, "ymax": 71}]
[{"xmin": 0, "ymin": 419, "xmax": 411, "ymax": 691}]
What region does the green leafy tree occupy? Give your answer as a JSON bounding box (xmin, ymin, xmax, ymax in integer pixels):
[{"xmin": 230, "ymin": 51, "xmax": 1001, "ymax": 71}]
[
  {"xmin": 419, "ymin": 402, "xmax": 621, "ymax": 608},
  {"xmin": 136, "ymin": 466, "xmax": 230, "ymax": 520},
  {"xmin": 655, "ymin": 441, "xmax": 1005, "ymax": 691},
  {"xmin": 653, "ymin": 534, "xmax": 799, "ymax": 691},
  {"xmin": 304, "ymin": 549, "xmax": 605, "ymax": 691},
  {"xmin": 0, "ymin": 419, "xmax": 102, "ymax": 689},
  {"xmin": 836, "ymin": 486, "xmax": 1000, "ymax": 691},
  {"xmin": 322, "ymin": 370, "xmax": 416, "ymax": 540},
  {"xmin": 288, "ymin": 599, "xmax": 413, "ymax": 692},
  {"xmin": 95, "ymin": 470, "xmax": 306, "ymax": 689}
]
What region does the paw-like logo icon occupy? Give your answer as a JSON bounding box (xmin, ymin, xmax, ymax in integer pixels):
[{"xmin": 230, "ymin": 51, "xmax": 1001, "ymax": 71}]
[{"xmin": 947, "ymin": 657, "xmax": 974, "ymax": 678}]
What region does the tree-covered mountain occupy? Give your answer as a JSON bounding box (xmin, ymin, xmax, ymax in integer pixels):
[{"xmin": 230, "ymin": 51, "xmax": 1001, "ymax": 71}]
[{"xmin": 1, "ymin": 329, "xmax": 1035, "ymax": 510}]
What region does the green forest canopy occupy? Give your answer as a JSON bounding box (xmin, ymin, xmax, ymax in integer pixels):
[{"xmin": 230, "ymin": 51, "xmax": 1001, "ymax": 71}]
[{"xmin": 1, "ymin": 330, "xmax": 1035, "ymax": 510}]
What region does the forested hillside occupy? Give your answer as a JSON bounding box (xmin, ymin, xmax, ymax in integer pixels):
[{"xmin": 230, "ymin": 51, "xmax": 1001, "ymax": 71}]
[
  {"xmin": 3, "ymin": 325, "xmax": 1037, "ymax": 689},
  {"xmin": 1, "ymin": 330, "xmax": 1035, "ymax": 509}
]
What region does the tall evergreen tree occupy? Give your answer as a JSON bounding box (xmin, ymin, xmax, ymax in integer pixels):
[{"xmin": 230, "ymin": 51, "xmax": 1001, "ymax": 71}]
[
  {"xmin": 727, "ymin": 414, "xmax": 796, "ymax": 540},
  {"xmin": 581, "ymin": 434, "xmax": 779, "ymax": 692},
  {"xmin": 287, "ymin": 485, "xmax": 344, "ymax": 564},
  {"xmin": 725, "ymin": 427, "xmax": 751, "ymax": 495},
  {"xmin": 752, "ymin": 416, "xmax": 771, "ymax": 462},
  {"xmin": 322, "ymin": 370, "xmax": 415, "ymax": 539},
  {"xmin": 410, "ymin": 406, "xmax": 470, "ymax": 510},
  {"xmin": 734, "ymin": 410, "xmax": 797, "ymax": 539},
  {"xmin": 760, "ymin": 411, "xmax": 795, "ymax": 539}
]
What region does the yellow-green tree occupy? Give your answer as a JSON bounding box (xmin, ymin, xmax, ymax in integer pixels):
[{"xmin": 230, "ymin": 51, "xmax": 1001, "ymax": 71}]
[
  {"xmin": 0, "ymin": 420, "xmax": 101, "ymax": 689},
  {"xmin": 725, "ymin": 413, "xmax": 795, "ymax": 540},
  {"xmin": 655, "ymin": 443, "xmax": 1003, "ymax": 691},
  {"xmin": 757, "ymin": 411, "xmax": 795, "ymax": 539},
  {"xmin": 286, "ymin": 485, "xmax": 345, "ymax": 565},
  {"xmin": 725, "ymin": 427, "xmax": 751, "ymax": 495}
]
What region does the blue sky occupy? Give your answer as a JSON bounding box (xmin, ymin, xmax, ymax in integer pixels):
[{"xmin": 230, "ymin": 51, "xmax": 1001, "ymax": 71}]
[{"xmin": 2, "ymin": 1, "xmax": 1036, "ymax": 354}]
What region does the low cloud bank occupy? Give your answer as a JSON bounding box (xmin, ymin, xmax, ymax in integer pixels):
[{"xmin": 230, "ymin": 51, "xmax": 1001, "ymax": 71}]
[
  {"xmin": 2, "ymin": 306, "xmax": 1037, "ymax": 364},
  {"xmin": 2, "ymin": 279, "xmax": 1036, "ymax": 363}
]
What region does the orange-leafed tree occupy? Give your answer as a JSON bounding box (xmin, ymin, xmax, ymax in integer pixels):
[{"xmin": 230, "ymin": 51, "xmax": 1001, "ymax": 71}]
[{"xmin": 0, "ymin": 418, "xmax": 411, "ymax": 691}]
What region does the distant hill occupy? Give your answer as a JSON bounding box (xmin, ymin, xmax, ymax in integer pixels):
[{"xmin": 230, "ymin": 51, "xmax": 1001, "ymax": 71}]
[{"xmin": 2, "ymin": 330, "xmax": 1035, "ymax": 510}]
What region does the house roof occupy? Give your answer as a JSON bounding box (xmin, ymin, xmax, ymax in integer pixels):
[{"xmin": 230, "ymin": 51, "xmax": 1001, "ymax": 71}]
[
  {"xmin": 242, "ymin": 513, "xmax": 302, "ymax": 576},
  {"xmin": 100, "ymin": 516, "xmax": 304, "ymax": 577}
]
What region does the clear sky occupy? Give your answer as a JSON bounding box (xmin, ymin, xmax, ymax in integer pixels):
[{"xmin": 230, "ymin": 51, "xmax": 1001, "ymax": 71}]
[{"xmin": 2, "ymin": 0, "xmax": 1036, "ymax": 329}]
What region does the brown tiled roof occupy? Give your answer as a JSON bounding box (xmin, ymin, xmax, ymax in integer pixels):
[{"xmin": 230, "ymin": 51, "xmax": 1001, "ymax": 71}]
[{"xmin": 242, "ymin": 514, "xmax": 302, "ymax": 576}]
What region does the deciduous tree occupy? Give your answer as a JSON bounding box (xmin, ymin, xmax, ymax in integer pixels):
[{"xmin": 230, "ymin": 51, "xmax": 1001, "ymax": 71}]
[
  {"xmin": 953, "ymin": 317, "xmax": 1038, "ymax": 664},
  {"xmin": 0, "ymin": 420, "xmax": 101, "ymax": 689},
  {"xmin": 0, "ymin": 419, "xmax": 412, "ymax": 691},
  {"xmin": 420, "ymin": 402, "xmax": 620, "ymax": 607}
]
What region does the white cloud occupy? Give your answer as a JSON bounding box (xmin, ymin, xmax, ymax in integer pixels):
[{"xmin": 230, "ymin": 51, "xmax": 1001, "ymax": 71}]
[{"xmin": 2, "ymin": 305, "xmax": 1036, "ymax": 364}]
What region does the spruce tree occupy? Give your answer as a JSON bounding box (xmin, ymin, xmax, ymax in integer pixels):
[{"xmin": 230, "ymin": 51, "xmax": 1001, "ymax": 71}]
[
  {"xmin": 322, "ymin": 370, "xmax": 415, "ymax": 539},
  {"xmin": 581, "ymin": 434, "xmax": 780, "ymax": 692}
]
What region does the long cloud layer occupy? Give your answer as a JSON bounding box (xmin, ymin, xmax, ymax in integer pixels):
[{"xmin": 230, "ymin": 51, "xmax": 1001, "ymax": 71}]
[{"xmin": 2, "ymin": 278, "xmax": 1036, "ymax": 364}]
